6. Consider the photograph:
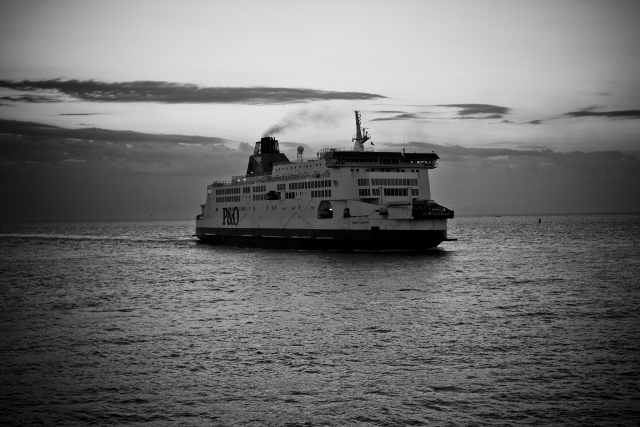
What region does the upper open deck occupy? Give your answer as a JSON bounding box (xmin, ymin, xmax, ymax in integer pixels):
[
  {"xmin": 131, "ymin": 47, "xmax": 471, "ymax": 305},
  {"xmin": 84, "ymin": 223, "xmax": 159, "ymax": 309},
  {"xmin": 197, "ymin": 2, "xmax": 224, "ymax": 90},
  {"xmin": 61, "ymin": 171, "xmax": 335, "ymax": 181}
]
[{"xmin": 321, "ymin": 149, "xmax": 439, "ymax": 168}]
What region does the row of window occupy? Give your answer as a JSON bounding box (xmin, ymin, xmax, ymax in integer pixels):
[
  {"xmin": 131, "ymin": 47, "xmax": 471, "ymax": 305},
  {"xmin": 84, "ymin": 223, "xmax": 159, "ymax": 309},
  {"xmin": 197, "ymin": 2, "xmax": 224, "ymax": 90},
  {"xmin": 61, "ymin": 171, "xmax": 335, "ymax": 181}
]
[
  {"xmin": 248, "ymin": 191, "xmax": 334, "ymax": 200},
  {"xmin": 338, "ymin": 158, "xmax": 435, "ymax": 165},
  {"xmin": 369, "ymin": 178, "xmax": 418, "ymax": 186},
  {"xmin": 383, "ymin": 188, "xmax": 408, "ymax": 197},
  {"xmin": 337, "ymin": 157, "xmax": 401, "ymax": 164},
  {"xmin": 215, "ymin": 185, "xmax": 273, "ymax": 195},
  {"xmin": 216, "ymin": 180, "xmax": 331, "ymax": 196},
  {"xmin": 290, "ymin": 180, "xmax": 331, "ymax": 190},
  {"xmin": 216, "ymin": 196, "xmax": 241, "ymax": 203},
  {"xmin": 216, "ymin": 187, "xmax": 241, "ymax": 195},
  {"xmin": 312, "ymin": 190, "xmax": 331, "ymax": 198},
  {"xmin": 357, "ymin": 188, "xmax": 420, "ymax": 197},
  {"xmin": 359, "ymin": 189, "xmax": 380, "ymax": 197}
]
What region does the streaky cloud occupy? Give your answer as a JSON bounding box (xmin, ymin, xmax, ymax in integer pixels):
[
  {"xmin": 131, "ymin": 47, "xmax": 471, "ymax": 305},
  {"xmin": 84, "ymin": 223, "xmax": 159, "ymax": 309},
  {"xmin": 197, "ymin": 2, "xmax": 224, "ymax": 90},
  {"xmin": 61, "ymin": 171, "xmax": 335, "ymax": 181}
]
[
  {"xmin": 371, "ymin": 110, "xmax": 408, "ymax": 114},
  {"xmin": 564, "ymin": 109, "xmax": 640, "ymax": 119},
  {"xmin": 59, "ymin": 113, "xmax": 100, "ymax": 116},
  {"xmin": 0, "ymin": 95, "xmax": 61, "ymax": 103},
  {"xmin": 0, "ymin": 118, "xmax": 229, "ymax": 145},
  {"xmin": 459, "ymin": 114, "xmax": 503, "ymax": 119},
  {"xmin": 0, "ymin": 79, "xmax": 386, "ymax": 105},
  {"xmin": 389, "ymin": 141, "xmax": 547, "ymax": 159},
  {"xmin": 526, "ymin": 120, "xmax": 542, "ymax": 124},
  {"xmin": 371, "ymin": 113, "xmax": 423, "ymax": 121},
  {"xmin": 0, "ymin": 118, "xmax": 239, "ymax": 176},
  {"xmin": 439, "ymin": 104, "xmax": 511, "ymax": 116}
]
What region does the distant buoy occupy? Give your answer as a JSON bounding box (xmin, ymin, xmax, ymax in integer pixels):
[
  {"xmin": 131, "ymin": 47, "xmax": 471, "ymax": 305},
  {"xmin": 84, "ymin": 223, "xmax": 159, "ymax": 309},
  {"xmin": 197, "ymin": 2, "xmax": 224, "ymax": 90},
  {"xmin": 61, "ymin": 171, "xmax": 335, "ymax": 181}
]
[{"xmin": 538, "ymin": 218, "xmax": 541, "ymax": 223}]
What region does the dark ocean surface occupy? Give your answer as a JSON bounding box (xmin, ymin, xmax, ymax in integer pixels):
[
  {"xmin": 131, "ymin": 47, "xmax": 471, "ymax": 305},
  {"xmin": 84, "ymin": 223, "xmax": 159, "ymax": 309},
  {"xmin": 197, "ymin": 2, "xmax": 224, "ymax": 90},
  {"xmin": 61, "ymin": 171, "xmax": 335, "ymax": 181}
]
[{"xmin": 1, "ymin": 215, "xmax": 639, "ymax": 426}]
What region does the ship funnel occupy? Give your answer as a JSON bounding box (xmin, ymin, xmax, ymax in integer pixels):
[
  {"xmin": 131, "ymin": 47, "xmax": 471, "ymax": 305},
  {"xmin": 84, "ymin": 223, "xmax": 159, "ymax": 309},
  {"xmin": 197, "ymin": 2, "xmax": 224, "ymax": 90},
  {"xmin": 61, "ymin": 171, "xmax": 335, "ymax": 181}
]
[{"xmin": 253, "ymin": 136, "xmax": 280, "ymax": 155}]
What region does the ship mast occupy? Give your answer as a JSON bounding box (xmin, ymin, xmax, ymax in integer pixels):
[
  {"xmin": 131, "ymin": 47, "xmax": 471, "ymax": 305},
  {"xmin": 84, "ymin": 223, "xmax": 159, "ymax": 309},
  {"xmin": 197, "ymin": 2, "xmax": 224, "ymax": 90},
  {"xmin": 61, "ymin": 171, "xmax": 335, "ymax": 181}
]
[{"xmin": 352, "ymin": 110, "xmax": 370, "ymax": 152}]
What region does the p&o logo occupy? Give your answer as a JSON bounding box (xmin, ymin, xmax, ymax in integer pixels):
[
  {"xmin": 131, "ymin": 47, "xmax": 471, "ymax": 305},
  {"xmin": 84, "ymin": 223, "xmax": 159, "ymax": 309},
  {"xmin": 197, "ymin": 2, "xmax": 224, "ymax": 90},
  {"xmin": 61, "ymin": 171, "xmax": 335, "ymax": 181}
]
[{"xmin": 222, "ymin": 207, "xmax": 240, "ymax": 226}]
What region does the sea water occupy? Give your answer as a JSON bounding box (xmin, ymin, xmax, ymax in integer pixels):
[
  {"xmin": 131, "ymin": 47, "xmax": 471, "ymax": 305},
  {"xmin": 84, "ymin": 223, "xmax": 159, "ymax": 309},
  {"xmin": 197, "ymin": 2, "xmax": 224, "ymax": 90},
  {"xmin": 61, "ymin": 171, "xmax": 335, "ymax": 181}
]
[{"xmin": 1, "ymin": 215, "xmax": 639, "ymax": 426}]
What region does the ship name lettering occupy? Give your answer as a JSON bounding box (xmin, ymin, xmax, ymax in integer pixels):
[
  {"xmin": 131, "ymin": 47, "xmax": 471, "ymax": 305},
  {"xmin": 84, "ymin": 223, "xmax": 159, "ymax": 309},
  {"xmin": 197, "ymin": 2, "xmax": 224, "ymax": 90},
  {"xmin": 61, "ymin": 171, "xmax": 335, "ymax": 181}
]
[
  {"xmin": 351, "ymin": 219, "xmax": 370, "ymax": 225},
  {"xmin": 223, "ymin": 207, "xmax": 240, "ymax": 225}
]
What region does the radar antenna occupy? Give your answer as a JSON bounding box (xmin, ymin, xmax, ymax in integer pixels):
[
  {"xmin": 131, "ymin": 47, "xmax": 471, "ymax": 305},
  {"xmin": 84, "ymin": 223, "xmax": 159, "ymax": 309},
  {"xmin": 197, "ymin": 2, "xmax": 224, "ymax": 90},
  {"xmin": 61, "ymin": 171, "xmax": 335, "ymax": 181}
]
[{"xmin": 352, "ymin": 110, "xmax": 370, "ymax": 152}]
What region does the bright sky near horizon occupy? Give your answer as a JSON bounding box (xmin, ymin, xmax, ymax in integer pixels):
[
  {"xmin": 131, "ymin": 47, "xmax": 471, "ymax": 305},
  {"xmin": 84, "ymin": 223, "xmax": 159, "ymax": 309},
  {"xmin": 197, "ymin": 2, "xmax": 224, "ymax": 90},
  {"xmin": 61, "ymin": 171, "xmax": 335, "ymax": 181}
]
[{"xmin": 1, "ymin": 0, "xmax": 639, "ymax": 221}]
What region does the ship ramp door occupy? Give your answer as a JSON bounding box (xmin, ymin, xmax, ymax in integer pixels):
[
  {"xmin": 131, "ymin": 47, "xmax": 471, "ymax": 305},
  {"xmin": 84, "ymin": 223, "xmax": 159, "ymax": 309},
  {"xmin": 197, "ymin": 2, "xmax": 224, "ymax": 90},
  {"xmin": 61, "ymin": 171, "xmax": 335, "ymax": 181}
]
[{"xmin": 317, "ymin": 200, "xmax": 333, "ymax": 219}]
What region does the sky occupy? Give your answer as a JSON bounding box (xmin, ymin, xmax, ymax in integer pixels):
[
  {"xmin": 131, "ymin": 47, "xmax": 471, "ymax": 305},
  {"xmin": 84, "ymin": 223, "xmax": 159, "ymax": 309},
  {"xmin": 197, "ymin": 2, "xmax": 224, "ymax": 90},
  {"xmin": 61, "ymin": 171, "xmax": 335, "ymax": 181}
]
[{"xmin": 1, "ymin": 0, "xmax": 639, "ymax": 221}]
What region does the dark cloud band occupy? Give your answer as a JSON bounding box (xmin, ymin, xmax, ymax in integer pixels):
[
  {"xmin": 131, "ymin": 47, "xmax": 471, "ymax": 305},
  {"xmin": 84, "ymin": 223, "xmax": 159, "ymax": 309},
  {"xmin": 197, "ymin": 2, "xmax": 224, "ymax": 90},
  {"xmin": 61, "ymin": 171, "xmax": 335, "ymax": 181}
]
[
  {"xmin": 0, "ymin": 118, "xmax": 229, "ymax": 145},
  {"xmin": 0, "ymin": 79, "xmax": 386, "ymax": 105},
  {"xmin": 0, "ymin": 95, "xmax": 60, "ymax": 103},
  {"xmin": 386, "ymin": 141, "xmax": 640, "ymax": 176},
  {"xmin": 371, "ymin": 113, "xmax": 423, "ymax": 121},
  {"xmin": 564, "ymin": 110, "xmax": 640, "ymax": 119},
  {"xmin": 439, "ymin": 104, "xmax": 511, "ymax": 116}
]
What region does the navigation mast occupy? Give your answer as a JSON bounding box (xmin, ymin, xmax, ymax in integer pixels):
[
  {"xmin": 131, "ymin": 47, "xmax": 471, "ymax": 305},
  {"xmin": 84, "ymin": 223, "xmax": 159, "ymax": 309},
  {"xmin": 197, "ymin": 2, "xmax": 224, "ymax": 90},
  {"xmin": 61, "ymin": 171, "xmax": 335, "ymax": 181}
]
[{"xmin": 352, "ymin": 110, "xmax": 370, "ymax": 152}]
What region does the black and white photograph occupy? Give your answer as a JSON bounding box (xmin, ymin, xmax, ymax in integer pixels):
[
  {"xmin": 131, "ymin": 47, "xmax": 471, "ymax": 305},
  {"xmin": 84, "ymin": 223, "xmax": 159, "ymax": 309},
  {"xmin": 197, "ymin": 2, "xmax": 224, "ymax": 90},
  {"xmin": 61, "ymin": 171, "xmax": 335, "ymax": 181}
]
[{"xmin": 1, "ymin": 0, "xmax": 639, "ymax": 425}]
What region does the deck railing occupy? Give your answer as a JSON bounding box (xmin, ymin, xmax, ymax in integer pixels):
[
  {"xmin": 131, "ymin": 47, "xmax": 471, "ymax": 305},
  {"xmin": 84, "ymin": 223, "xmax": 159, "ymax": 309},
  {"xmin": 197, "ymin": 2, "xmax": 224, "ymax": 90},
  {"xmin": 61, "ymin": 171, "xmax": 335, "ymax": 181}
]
[
  {"xmin": 324, "ymin": 158, "xmax": 438, "ymax": 168},
  {"xmin": 209, "ymin": 170, "xmax": 331, "ymax": 188}
]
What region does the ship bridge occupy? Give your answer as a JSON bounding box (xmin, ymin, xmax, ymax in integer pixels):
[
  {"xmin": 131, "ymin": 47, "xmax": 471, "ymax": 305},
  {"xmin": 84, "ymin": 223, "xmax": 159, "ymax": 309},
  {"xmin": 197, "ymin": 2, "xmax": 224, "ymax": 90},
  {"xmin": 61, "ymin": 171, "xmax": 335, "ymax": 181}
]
[{"xmin": 321, "ymin": 150, "xmax": 439, "ymax": 168}]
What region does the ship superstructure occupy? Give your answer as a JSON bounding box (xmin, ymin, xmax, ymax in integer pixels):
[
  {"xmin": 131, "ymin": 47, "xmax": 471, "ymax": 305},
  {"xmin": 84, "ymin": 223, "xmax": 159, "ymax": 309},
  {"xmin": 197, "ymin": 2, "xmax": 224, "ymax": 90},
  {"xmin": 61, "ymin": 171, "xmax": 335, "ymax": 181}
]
[{"xmin": 195, "ymin": 111, "xmax": 454, "ymax": 250}]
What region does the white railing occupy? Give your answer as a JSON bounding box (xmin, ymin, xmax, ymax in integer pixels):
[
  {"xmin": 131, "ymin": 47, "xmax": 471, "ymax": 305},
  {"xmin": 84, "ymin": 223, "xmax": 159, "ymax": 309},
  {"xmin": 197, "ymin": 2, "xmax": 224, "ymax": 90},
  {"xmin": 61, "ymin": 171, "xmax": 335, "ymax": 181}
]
[
  {"xmin": 210, "ymin": 170, "xmax": 331, "ymax": 188},
  {"xmin": 324, "ymin": 158, "xmax": 438, "ymax": 168}
]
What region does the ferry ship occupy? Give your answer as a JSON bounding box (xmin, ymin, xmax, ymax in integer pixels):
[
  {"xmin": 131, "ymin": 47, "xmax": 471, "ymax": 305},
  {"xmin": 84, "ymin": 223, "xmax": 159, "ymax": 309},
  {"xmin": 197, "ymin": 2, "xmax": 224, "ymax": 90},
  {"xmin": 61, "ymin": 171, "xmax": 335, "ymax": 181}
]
[{"xmin": 195, "ymin": 111, "xmax": 454, "ymax": 250}]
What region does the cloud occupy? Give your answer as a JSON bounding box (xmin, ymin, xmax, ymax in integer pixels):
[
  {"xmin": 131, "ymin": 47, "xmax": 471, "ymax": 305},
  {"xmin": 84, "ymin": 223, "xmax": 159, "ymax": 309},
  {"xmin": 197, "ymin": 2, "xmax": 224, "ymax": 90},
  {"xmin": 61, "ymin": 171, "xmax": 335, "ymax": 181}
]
[
  {"xmin": 371, "ymin": 110, "xmax": 408, "ymax": 114},
  {"xmin": 0, "ymin": 118, "xmax": 229, "ymax": 146},
  {"xmin": 0, "ymin": 118, "xmax": 271, "ymax": 221},
  {"xmin": 387, "ymin": 141, "xmax": 640, "ymax": 175},
  {"xmin": 595, "ymin": 92, "xmax": 612, "ymax": 96},
  {"xmin": 460, "ymin": 114, "xmax": 503, "ymax": 119},
  {"xmin": 526, "ymin": 120, "xmax": 542, "ymax": 124},
  {"xmin": 59, "ymin": 113, "xmax": 100, "ymax": 116},
  {"xmin": 388, "ymin": 141, "xmax": 640, "ymax": 214},
  {"xmin": 0, "ymin": 118, "xmax": 240, "ymax": 178},
  {"xmin": 564, "ymin": 109, "xmax": 640, "ymax": 119},
  {"xmin": 0, "ymin": 95, "xmax": 61, "ymax": 103},
  {"xmin": 370, "ymin": 113, "xmax": 423, "ymax": 121},
  {"xmin": 0, "ymin": 79, "xmax": 386, "ymax": 105},
  {"xmin": 390, "ymin": 141, "xmax": 546, "ymax": 161},
  {"xmin": 438, "ymin": 104, "xmax": 511, "ymax": 115},
  {"xmin": 238, "ymin": 142, "xmax": 254, "ymax": 152}
]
